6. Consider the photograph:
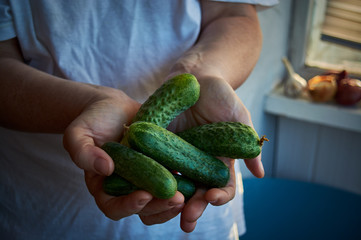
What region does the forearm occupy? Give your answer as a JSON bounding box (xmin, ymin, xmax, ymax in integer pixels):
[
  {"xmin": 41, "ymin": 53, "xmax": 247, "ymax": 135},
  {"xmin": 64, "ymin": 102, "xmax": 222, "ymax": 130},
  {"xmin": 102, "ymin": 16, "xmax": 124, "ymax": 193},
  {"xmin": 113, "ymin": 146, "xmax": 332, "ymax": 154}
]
[
  {"xmin": 0, "ymin": 57, "xmax": 100, "ymax": 133},
  {"xmin": 171, "ymin": 3, "xmax": 262, "ymax": 89},
  {"xmin": 0, "ymin": 38, "xmax": 132, "ymax": 133}
]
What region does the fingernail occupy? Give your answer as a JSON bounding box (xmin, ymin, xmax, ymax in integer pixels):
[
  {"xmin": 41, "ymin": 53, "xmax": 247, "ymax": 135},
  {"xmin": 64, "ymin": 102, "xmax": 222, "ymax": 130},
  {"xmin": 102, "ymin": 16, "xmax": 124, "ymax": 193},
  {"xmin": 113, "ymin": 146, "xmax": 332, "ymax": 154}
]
[
  {"xmin": 169, "ymin": 201, "xmax": 182, "ymax": 206},
  {"xmin": 171, "ymin": 204, "xmax": 184, "ymax": 213},
  {"xmin": 209, "ymin": 200, "xmax": 217, "ymax": 205},
  {"xmin": 94, "ymin": 158, "xmax": 109, "ymax": 175},
  {"xmin": 138, "ymin": 198, "xmax": 149, "ymax": 206}
]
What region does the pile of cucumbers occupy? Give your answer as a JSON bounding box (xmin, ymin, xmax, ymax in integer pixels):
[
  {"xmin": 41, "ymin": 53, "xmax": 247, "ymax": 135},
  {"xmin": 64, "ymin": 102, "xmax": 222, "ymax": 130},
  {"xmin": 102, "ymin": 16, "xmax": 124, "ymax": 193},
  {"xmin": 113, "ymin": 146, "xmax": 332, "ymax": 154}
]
[{"xmin": 102, "ymin": 73, "xmax": 267, "ymax": 200}]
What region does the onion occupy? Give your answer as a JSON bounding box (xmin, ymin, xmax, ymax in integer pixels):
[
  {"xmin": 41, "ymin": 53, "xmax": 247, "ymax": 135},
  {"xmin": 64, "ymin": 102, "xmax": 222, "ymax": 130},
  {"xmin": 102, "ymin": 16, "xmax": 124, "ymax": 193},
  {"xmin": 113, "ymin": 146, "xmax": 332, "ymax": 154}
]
[
  {"xmin": 307, "ymin": 75, "xmax": 337, "ymax": 102},
  {"xmin": 335, "ymin": 78, "xmax": 361, "ymax": 106},
  {"xmin": 322, "ymin": 70, "xmax": 348, "ymax": 85}
]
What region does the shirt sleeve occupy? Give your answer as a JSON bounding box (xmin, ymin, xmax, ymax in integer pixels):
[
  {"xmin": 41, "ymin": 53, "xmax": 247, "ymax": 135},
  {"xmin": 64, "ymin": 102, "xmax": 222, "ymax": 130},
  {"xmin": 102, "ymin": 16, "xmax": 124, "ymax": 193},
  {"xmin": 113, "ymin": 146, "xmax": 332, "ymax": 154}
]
[{"xmin": 0, "ymin": 0, "xmax": 16, "ymax": 41}]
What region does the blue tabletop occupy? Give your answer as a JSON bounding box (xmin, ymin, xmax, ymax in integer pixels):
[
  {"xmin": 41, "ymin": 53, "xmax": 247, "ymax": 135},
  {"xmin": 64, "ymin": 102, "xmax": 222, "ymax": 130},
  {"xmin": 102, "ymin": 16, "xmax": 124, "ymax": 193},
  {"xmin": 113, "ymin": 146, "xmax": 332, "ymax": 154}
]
[{"xmin": 241, "ymin": 178, "xmax": 361, "ymax": 240}]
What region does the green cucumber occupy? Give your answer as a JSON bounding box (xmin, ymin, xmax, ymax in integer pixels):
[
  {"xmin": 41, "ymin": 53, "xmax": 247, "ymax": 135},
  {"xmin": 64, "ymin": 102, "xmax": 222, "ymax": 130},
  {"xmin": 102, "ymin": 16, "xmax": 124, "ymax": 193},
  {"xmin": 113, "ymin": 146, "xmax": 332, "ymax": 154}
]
[
  {"xmin": 173, "ymin": 174, "xmax": 196, "ymax": 201},
  {"xmin": 121, "ymin": 73, "xmax": 200, "ymax": 146},
  {"xmin": 128, "ymin": 121, "xmax": 230, "ymax": 188},
  {"xmin": 101, "ymin": 142, "xmax": 177, "ymax": 199},
  {"xmin": 133, "ymin": 73, "xmax": 200, "ymax": 127},
  {"xmin": 103, "ymin": 173, "xmax": 196, "ymax": 201},
  {"xmin": 103, "ymin": 173, "xmax": 139, "ymax": 196},
  {"xmin": 177, "ymin": 122, "xmax": 268, "ymax": 159}
]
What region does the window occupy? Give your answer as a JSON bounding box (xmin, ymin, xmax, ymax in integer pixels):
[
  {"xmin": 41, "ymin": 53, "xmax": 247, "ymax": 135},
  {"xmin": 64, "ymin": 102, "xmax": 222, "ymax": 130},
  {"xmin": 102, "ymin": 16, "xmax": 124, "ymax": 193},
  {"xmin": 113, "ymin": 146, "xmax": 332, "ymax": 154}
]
[{"xmin": 305, "ymin": 0, "xmax": 361, "ymax": 75}]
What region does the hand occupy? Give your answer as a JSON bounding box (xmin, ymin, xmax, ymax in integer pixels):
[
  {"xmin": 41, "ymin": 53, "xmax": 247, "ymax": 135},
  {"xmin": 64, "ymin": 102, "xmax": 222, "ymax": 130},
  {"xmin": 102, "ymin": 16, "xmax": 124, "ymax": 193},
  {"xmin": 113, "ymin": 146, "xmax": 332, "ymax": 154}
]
[
  {"xmin": 168, "ymin": 75, "xmax": 265, "ymax": 232},
  {"xmin": 85, "ymin": 172, "xmax": 185, "ymax": 223},
  {"xmin": 63, "ymin": 86, "xmax": 185, "ymax": 223}
]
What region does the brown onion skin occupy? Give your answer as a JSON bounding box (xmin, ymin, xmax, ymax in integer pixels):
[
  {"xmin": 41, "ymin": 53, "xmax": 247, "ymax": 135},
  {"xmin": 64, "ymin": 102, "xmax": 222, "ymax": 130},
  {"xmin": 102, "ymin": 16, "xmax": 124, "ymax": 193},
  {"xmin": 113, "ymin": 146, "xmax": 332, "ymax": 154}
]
[
  {"xmin": 322, "ymin": 70, "xmax": 348, "ymax": 85},
  {"xmin": 307, "ymin": 75, "xmax": 337, "ymax": 102},
  {"xmin": 335, "ymin": 78, "xmax": 361, "ymax": 106}
]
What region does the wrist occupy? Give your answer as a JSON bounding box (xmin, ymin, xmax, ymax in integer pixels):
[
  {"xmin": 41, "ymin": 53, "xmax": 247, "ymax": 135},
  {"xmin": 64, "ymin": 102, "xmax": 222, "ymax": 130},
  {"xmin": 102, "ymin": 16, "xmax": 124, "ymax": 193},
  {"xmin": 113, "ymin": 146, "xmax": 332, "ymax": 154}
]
[
  {"xmin": 168, "ymin": 53, "xmax": 224, "ymax": 85},
  {"xmin": 84, "ymin": 84, "xmax": 140, "ymax": 122}
]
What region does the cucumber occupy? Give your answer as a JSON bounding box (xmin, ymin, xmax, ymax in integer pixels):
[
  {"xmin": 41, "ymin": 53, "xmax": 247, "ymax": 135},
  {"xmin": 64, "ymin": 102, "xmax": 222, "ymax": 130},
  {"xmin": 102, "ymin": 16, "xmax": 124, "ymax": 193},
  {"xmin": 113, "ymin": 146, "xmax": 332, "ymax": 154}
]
[
  {"xmin": 173, "ymin": 174, "xmax": 196, "ymax": 201},
  {"xmin": 121, "ymin": 73, "xmax": 200, "ymax": 146},
  {"xmin": 177, "ymin": 122, "xmax": 268, "ymax": 159},
  {"xmin": 101, "ymin": 142, "xmax": 177, "ymax": 199},
  {"xmin": 133, "ymin": 73, "xmax": 200, "ymax": 127},
  {"xmin": 103, "ymin": 173, "xmax": 139, "ymax": 196},
  {"xmin": 127, "ymin": 121, "xmax": 230, "ymax": 188},
  {"xmin": 103, "ymin": 172, "xmax": 196, "ymax": 201}
]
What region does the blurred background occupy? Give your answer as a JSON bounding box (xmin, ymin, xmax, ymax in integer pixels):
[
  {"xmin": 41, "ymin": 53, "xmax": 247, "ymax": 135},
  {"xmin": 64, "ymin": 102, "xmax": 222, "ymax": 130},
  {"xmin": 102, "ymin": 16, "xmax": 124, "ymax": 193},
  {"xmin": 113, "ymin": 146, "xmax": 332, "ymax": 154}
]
[{"xmin": 237, "ymin": 0, "xmax": 361, "ymax": 239}]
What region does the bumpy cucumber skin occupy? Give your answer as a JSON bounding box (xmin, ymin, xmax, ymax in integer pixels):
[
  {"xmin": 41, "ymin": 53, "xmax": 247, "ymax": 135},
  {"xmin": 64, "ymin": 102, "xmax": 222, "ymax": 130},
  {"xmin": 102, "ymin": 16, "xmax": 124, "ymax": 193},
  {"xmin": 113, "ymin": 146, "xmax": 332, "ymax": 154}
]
[
  {"xmin": 128, "ymin": 122, "xmax": 230, "ymax": 188},
  {"xmin": 120, "ymin": 73, "xmax": 200, "ymax": 147},
  {"xmin": 177, "ymin": 122, "xmax": 262, "ymax": 159},
  {"xmin": 101, "ymin": 142, "xmax": 177, "ymax": 199},
  {"xmin": 133, "ymin": 73, "xmax": 200, "ymax": 127},
  {"xmin": 103, "ymin": 173, "xmax": 196, "ymax": 200}
]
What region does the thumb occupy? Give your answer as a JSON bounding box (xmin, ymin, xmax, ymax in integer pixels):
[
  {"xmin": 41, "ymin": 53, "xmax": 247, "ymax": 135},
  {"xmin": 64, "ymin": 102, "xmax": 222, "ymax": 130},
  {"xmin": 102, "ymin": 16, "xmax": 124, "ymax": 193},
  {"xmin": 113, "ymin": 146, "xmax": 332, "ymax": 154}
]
[
  {"xmin": 233, "ymin": 102, "xmax": 265, "ymax": 178},
  {"xmin": 244, "ymin": 155, "xmax": 264, "ymax": 178},
  {"xmin": 63, "ymin": 125, "xmax": 114, "ymax": 176}
]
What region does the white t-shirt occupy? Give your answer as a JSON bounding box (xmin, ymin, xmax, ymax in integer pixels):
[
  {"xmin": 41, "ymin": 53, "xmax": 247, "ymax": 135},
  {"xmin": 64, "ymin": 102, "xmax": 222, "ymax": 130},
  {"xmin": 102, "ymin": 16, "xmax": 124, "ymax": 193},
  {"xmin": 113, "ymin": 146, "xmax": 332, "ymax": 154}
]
[{"xmin": 0, "ymin": 1, "xmax": 277, "ymax": 239}]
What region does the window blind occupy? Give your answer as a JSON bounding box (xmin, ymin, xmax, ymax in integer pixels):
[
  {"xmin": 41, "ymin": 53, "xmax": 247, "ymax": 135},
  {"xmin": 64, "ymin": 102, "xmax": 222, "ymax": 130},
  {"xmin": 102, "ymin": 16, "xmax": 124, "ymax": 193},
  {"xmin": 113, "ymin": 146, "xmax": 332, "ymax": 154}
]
[{"xmin": 321, "ymin": 0, "xmax": 361, "ymax": 49}]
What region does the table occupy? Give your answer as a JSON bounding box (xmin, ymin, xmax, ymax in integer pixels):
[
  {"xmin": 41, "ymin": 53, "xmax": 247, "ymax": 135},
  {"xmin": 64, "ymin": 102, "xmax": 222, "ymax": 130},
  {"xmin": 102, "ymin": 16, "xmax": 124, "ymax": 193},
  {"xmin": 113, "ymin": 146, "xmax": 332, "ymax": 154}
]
[{"xmin": 241, "ymin": 178, "xmax": 361, "ymax": 240}]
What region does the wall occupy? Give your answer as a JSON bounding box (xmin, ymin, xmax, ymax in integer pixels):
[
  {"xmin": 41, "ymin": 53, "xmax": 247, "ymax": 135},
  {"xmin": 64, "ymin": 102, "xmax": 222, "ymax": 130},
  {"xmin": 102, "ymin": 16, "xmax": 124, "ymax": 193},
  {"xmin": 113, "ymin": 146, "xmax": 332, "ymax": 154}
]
[
  {"xmin": 240, "ymin": 0, "xmax": 361, "ymax": 195},
  {"xmin": 273, "ymin": 117, "xmax": 361, "ymax": 195},
  {"xmin": 236, "ymin": 0, "xmax": 292, "ymax": 178}
]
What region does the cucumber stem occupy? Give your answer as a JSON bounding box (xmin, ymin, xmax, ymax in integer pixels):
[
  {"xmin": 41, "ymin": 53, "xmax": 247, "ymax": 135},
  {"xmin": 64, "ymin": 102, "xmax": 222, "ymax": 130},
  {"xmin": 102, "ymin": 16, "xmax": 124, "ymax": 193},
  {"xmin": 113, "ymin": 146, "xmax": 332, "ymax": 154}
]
[{"xmin": 259, "ymin": 135, "xmax": 269, "ymax": 146}]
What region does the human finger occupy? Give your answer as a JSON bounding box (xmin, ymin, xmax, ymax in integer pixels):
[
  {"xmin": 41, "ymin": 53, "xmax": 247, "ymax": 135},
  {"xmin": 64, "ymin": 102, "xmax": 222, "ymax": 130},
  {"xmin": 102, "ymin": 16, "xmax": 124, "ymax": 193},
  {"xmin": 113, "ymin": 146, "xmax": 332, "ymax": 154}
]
[
  {"xmin": 139, "ymin": 192, "xmax": 185, "ymax": 225},
  {"xmin": 138, "ymin": 191, "xmax": 184, "ymax": 217},
  {"xmin": 244, "ymin": 154, "xmax": 264, "ymax": 178},
  {"xmin": 233, "ymin": 104, "xmax": 265, "ymax": 178},
  {"xmin": 85, "ymin": 171, "xmax": 153, "ymax": 220},
  {"xmin": 205, "ymin": 158, "xmax": 236, "ymax": 206},
  {"xmin": 139, "ymin": 203, "xmax": 185, "ymax": 225},
  {"xmin": 63, "ymin": 124, "xmax": 114, "ymax": 176},
  {"xmin": 180, "ymin": 188, "xmax": 208, "ymax": 233}
]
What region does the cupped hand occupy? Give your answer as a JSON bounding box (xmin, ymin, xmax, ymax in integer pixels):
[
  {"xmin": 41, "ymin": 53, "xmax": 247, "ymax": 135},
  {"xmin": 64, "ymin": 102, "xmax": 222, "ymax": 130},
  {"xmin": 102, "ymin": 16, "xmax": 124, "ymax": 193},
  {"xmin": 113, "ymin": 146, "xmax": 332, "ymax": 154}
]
[
  {"xmin": 168, "ymin": 75, "xmax": 265, "ymax": 232},
  {"xmin": 85, "ymin": 171, "xmax": 185, "ymax": 222},
  {"xmin": 62, "ymin": 85, "xmax": 185, "ymax": 224},
  {"xmin": 169, "ymin": 75, "xmax": 265, "ymax": 178}
]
